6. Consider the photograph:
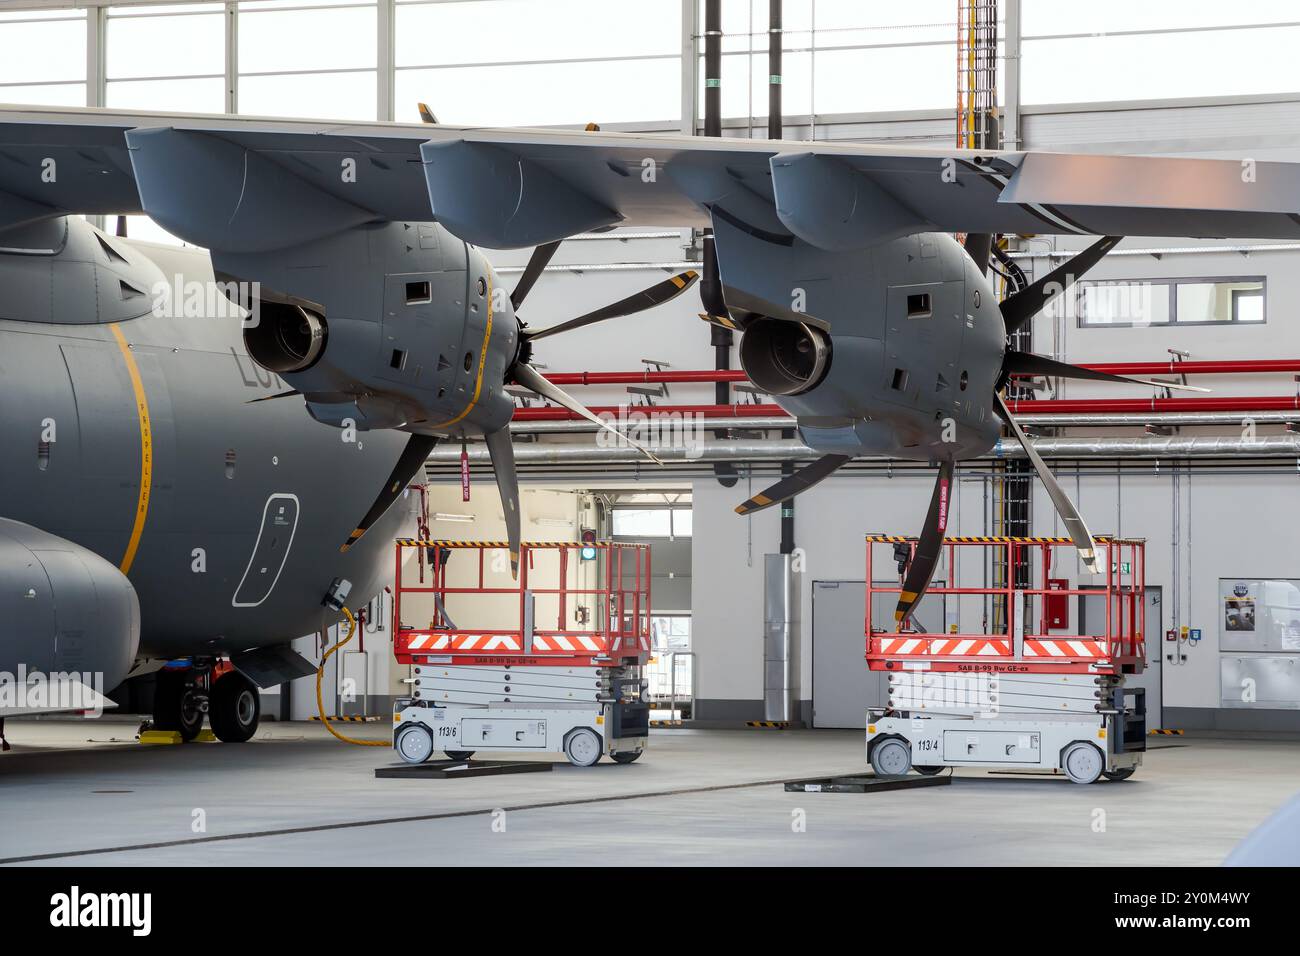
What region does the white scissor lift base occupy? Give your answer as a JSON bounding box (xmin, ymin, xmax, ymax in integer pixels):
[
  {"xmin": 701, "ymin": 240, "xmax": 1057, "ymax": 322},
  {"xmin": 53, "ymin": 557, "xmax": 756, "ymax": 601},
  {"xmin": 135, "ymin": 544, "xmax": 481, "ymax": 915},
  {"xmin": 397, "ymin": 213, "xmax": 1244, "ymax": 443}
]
[
  {"xmin": 865, "ymin": 673, "xmax": 1145, "ymax": 784},
  {"xmin": 393, "ymin": 663, "xmax": 649, "ymax": 768}
]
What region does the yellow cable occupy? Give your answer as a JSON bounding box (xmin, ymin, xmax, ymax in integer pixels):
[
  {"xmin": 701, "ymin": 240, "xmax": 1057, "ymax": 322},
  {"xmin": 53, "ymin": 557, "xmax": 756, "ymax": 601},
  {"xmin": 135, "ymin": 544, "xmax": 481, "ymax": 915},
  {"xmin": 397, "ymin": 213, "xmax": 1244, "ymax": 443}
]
[{"xmin": 316, "ymin": 607, "xmax": 389, "ymax": 747}]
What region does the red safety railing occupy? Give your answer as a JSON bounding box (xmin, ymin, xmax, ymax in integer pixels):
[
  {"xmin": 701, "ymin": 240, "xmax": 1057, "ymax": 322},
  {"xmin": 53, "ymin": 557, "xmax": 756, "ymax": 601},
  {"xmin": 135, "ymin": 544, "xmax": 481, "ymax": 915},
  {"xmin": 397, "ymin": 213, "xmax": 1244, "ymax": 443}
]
[
  {"xmin": 392, "ymin": 539, "xmax": 651, "ymax": 667},
  {"xmin": 866, "ymin": 536, "xmax": 1145, "ymax": 676}
]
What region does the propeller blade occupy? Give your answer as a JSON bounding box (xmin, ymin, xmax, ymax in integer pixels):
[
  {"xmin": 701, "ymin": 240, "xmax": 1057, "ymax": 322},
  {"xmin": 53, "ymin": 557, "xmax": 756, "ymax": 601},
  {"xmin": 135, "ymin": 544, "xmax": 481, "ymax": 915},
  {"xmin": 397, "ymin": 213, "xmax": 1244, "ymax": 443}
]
[
  {"xmin": 525, "ymin": 270, "xmax": 699, "ymax": 342},
  {"xmin": 895, "ymin": 459, "xmax": 955, "ymax": 631},
  {"xmin": 1003, "ymin": 352, "xmax": 1209, "ymax": 393},
  {"xmin": 244, "ymin": 388, "xmax": 301, "ymax": 404},
  {"xmin": 511, "ymin": 239, "xmax": 562, "ymax": 311},
  {"xmin": 417, "ymin": 102, "xmax": 438, "ymax": 124},
  {"xmin": 962, "ymin": 233, "xmax": 993, "ymax": 276},
  {"xmin": 1000, "ymin": 235, "xmax": 1123, "ymax": 334},
  {"xmin": 735, "ymin": 454, "xmax": 852, "ymax": 515},
  {"xmin": 115, "ymin": 215, "xmax": 128, "ymax": 238},
  {"xmin": 340, "ymin": 433, "xmax": 436, "ymax": 553},
  {"xmin": 994, "ymin": 390, "xmax": 1099, "ymax": 572},
  {"xmin": 511, "ymin": 362, "xmax": 662, "ymax": 464},
  {"xmin": 484, "ymin": 427, "xmax": 521, "ymax": 578}
]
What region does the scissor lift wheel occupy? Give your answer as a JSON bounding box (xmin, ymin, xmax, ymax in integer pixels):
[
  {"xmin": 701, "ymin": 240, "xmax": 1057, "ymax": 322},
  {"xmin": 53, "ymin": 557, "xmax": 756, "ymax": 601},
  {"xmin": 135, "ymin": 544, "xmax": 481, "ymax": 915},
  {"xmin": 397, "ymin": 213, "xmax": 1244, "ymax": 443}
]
[
  {"xmin": 870, "ymin": 737, "xmax": 912, "ymax": 777},
  {"xmin": 395, "ymin": 724, "xmax": 435, "ymax": 765},
  {"xmin": 563, "ymin": 727, "xmax": 603, "ymax": 767},
  {"xmin": 1061, "ymin": 741, "xmax": 1105, "ymax": 785}
]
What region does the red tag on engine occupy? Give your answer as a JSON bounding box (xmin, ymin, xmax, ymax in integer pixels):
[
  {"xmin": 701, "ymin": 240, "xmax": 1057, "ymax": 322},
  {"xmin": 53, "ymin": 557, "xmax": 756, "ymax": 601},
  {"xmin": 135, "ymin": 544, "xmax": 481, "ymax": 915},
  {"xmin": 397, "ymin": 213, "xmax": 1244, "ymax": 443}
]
[{"xmin": 460, "ymin": 445, "xmax": 470, "ymax": 501}]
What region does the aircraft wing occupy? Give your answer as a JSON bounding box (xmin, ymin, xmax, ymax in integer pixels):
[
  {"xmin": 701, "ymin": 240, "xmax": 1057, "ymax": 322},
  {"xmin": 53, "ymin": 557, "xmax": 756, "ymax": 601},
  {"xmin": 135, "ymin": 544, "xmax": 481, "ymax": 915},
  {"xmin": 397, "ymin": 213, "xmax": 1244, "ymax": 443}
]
[{"xmin": 3, "ymin": 104, "xmax": 1300, "ymax": 251}]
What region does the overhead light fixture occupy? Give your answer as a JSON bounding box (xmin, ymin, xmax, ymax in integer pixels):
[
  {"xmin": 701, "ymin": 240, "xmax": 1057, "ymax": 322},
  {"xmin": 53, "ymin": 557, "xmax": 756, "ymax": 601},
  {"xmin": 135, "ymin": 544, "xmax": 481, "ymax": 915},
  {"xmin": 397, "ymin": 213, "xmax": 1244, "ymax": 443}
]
[{"xmin": 433, "ymin": 512, "xmax": 474, "ymax": 523}]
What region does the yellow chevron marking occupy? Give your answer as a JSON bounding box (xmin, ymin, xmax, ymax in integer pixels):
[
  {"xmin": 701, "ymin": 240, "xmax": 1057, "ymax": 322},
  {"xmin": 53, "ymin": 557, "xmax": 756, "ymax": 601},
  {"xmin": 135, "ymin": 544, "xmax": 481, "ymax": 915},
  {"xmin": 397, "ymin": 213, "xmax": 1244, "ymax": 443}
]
[{"xmin": 108, "ymin": 324, "xmax": 152, "ymax": 576}]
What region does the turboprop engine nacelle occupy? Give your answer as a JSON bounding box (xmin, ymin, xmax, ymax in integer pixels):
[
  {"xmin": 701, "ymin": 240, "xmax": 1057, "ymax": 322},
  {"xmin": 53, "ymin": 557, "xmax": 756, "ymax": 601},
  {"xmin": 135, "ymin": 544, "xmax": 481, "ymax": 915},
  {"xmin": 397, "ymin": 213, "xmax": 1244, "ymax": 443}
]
[
  {"xmin": 0, "ymin": 518, "xmax": 140, "ymax": 699},
  {"xmin": 232, "ymin": 221, "xmax": 516, "ymax": 438},
  {"xmin": 738, "ymin": 317, "xmax": 833, "ymax": 396}
]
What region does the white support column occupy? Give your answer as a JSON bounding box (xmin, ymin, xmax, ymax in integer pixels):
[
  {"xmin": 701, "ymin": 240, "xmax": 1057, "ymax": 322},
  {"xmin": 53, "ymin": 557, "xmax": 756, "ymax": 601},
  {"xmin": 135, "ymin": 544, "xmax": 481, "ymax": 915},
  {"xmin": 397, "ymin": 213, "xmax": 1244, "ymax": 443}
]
[
  {"xmin": 86, "ymin": 5, "xmax": 107, "ymax": 230},
  {"xmin": 224, "ymin": 2, "xmax": 238, "ymax": 114},
  {"xmin": 1002, "ymin": 0, "xmax": 1022, "ymax": 149},
  {"xmin": 86, "ymin": 5, "xmax": 106, "ymax": 108},
  {"xmin": 679, "ymin": 0, "xmax": 697, "ymax": 136},
  {"xmin": 378, "ymin": 0, "xmax": 395, "ymax": 121}
]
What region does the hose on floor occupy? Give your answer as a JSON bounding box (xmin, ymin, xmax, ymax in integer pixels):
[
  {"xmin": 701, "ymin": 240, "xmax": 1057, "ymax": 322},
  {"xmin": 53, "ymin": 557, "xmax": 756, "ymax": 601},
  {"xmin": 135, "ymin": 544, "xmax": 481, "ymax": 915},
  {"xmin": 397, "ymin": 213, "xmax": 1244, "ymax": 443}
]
[{"xmin": 316, "ymin": 606, "xmax": 388, "ymax": 747}]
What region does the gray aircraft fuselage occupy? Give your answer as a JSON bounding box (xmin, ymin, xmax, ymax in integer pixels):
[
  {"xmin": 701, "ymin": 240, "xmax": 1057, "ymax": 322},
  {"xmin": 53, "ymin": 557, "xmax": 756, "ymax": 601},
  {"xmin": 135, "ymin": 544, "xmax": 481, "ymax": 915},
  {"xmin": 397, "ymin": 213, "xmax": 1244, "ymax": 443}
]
[{"xmin": 0, "ymin": 216, "xmax": 414, "ymax": 681}]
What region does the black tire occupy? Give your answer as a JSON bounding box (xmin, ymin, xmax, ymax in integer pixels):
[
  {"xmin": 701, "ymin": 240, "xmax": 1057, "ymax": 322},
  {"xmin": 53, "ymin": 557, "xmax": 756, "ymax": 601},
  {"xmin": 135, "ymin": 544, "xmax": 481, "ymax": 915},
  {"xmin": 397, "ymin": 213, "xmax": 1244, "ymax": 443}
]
[
  {"xmin": 1103, "ymin": 767, "xmax": 1136, "ymax": 782},
  {"xmin": 914, "ymin": 765, "xmax": 946, "ymax": 776},
  {"xmin": 610, "ymin": 750, "xmax": 643, "ymax": 764},
  {"xmin": 443, "ymin": 750, "xmax": 475, "ymax": 761},
  {"xmin": 153, "ymin": 670, "xmax": 204, "ymax": 741},
  {"xmin": 209, "ymin": 672, "xmax": 260, "ymax": 743}
]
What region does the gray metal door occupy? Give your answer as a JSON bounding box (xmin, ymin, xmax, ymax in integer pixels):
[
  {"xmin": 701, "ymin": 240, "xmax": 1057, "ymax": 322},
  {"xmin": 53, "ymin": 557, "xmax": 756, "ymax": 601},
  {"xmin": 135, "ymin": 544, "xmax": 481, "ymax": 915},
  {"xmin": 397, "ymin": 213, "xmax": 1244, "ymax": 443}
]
[
  {"xmin": 1081, "ymin": 586, "xmax": 1163, "ymax": 728},
  {"xmin": 811, "ymin": 580, "xmax": 944, "ymax": 729}
]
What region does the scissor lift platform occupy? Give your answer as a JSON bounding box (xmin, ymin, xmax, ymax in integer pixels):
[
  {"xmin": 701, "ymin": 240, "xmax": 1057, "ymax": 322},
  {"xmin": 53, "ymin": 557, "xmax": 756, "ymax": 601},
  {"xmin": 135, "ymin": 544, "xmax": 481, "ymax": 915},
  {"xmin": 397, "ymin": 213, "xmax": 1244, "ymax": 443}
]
[
  {"xmin": 390, "ymin": 539, "xmax": 652, "ymax": 767},
  {"xmin": 863, "ymin": 536, "xmax": 1147, "ymax": 784}
]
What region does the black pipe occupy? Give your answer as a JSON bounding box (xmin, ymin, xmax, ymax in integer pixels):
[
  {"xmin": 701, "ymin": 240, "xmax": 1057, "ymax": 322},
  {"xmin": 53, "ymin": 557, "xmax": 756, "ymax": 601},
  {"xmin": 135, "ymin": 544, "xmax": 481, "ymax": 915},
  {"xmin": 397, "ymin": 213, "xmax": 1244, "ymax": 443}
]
[
  {"xmin": 772, "ymin": 0, "xmax": 792, "ymax": 551},
  {"xmin": 703, "ymin": 0, "xmax": 737, "ymax": 487},
  {"xmin": 704, "ymin": 0, "xmax": 721, "ymax": 138}
]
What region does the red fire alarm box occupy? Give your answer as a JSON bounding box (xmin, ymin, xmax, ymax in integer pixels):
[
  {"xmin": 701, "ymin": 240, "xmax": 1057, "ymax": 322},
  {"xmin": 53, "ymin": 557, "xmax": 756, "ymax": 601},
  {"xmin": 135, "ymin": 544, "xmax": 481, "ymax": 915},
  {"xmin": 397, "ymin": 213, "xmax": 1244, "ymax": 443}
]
[{"xmin": 1046, "ymin": 578, "xmax": 1070, "ymax": 629}]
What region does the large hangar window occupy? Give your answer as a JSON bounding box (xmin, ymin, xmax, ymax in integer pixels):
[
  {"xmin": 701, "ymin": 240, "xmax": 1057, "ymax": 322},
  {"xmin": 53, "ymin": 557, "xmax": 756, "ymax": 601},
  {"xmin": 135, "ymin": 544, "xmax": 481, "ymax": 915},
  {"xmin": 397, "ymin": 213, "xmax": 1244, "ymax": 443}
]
[
  {"xmin": 104, "ymin": 3, "xmax": 226, "ymax": 113},
  {"xmin": 1075, "ymin": 277, "xmax": 1266, "ymax": 328},
  {"xmin": 394, "ymin": 0, "xmax": 681, "ymax": 126},
  {"xmin": 1022, "ymin": 1, "xmax": 1300, "ymax": 103},
  {"xmin": 0, "ymin": 9, "xmax": 87, "ymax": 107},
  {"xmin": 238, "ymin": 0, "xmax": 378, "ymax": 121}
]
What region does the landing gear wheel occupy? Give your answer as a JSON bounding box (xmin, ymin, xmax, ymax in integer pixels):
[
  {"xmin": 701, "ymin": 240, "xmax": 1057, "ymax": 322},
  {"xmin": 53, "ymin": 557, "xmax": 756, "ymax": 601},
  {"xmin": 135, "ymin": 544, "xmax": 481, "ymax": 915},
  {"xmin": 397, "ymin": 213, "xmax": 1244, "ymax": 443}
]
[
  {"xmin": 1103, "ymin": 767, "xmax": 1136, "ymax": 782},
  {"xmin": 870, "ymin": 738, "xmax": 912, "ymax": 777},
  {"xmin": 610, "ymin": 750, "xmax": 643, "ymax": 764},
  {"xmin": 563, "ymin": 727, "xmax": 603, "ymax": 767},
  {"xmin": 914, "ymin": 764, "xmax": 945, "ymax": 776},
  {"xmin": 153, "ymin": 670, "xmax": 204, "ymax": 742},
  {"xmin": 209, "ymin": 672, "xmax": 260, "ymax": 743},
  {"xmin": 1062, "ymin": 742, "xmax": 1105, "ymax": 784},
  {"xmin": 443, "ymin": 750, "xmax": 475, "ymax": 762},
  {"xmin": 395, "ymin": 724, "xmax": 435, "ymax": 764}
]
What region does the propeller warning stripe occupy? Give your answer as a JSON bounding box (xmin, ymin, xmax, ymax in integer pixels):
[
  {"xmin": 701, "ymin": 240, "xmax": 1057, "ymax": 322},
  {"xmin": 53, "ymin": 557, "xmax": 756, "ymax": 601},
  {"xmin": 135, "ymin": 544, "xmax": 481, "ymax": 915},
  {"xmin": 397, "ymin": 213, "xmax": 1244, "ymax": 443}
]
[
  {"xmin": 894, "ymin": 459, "xmax": 955, "ymax": 629},
  {"xmin": 734, "ymin": 453, "xmax": 852, "ymax": 515},
  {"xmin": 340, "ymin": 433, "xmax": 438, "ymax": 553}
]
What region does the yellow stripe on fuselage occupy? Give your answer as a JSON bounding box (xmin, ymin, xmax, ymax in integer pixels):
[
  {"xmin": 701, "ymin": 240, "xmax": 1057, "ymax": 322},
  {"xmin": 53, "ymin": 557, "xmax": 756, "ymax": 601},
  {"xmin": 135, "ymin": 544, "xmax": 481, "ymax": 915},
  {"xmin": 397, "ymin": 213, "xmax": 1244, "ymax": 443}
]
[
  {"xmin": 108, "ymin": 323, "xmax": 153, "ymax": 576},
  {"xmin": 429, "ymin": 274, "xmax": 495, "ymax": 430}
]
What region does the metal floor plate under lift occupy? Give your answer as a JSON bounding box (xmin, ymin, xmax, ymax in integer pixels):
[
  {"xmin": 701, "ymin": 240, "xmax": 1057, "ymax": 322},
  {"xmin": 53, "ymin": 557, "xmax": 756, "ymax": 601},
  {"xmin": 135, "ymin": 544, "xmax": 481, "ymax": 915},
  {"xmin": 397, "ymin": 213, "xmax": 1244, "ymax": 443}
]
[
  {"xmin": 375, "ymin": 758, "xmax": 554, "ymax": 779},
  {"xmin": 784, "ymin": 773, "xmax": 952, "ymax": 794}
]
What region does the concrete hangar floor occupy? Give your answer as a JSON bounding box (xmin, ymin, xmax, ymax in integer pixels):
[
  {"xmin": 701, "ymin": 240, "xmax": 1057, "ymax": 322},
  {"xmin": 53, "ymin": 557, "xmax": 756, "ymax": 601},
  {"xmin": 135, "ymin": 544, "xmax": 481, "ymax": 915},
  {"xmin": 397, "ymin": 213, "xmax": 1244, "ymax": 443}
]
[{"xmin": 1, "ymin": 720, "xmax": 1294, "ymax": 866}]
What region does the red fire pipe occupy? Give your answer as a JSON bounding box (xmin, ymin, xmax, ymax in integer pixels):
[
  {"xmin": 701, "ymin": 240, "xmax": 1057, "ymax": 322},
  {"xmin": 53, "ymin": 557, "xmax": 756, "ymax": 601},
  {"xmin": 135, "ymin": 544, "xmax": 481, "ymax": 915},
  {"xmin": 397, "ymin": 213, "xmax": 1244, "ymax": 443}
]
[
  {"xmin": 512, "ymin": 395, "xmax": 1300, "ymax": 422},
  {"xmin": 1005, "ymin": 395, "xmax": 1300, "ymax": 414},
  {"xmin": 541, "ymin": 360, "xmax": 1300, "ymax": 387},
  {"xmin": 543, "ymin": 370, "xmax": 749, "ymax": 385},
  {"xmin": 512, "ymin": 403, "xmax": 787, "ymax": 420},
  {"xmin": 1029, "ymin": 359, "xmax": 1300, "ymax": 377}
]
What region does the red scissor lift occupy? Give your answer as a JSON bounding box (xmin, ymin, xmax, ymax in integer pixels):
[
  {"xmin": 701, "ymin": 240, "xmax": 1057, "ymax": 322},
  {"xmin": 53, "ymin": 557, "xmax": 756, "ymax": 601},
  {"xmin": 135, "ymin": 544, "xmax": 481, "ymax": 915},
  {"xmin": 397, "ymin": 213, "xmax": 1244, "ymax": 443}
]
[
  {"xmin": 393, "ymin": 539, "xmax": 652, "ymax": 667},
  {"xmin": 862, "ymin": 536, "xmax": 1149, "ymax": 784},
  {"xmin": 389, "ymin": 539, "xmax": 654, "ymax": 767},
  {"xmin": 866, "ymin": 536, "xmax": 1146, "ymax": 675}
]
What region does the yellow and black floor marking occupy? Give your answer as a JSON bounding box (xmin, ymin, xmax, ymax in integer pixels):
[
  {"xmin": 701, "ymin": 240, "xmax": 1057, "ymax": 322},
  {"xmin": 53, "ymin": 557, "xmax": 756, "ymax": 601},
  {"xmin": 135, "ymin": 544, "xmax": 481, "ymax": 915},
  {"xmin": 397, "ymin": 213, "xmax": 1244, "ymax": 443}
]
[
  {"xmin": 650, "ymin": 719, "xmax": 684, "ymax": 727},
  {"xmin": 1149, "ymin": 728, "xmax": 1185, "ymax": 735},
  {"xmin": 311, "ymin": 715, "xmax": 384, "ymax": 723},
  {"xmin": 747, "ymin": 721, "xmax": 790, "ymax": 729}
]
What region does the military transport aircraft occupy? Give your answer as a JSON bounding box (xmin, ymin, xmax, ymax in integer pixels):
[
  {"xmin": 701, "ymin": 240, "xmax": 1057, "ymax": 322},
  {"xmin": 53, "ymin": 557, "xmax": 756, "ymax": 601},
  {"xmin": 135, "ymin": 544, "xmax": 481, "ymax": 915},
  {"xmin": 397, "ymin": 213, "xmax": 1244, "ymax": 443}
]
[
  {"xmin": 1, "ymin": 105, "xmax": 1294, "ymax": 743},
  {"xmin": 0, "ymin": 107, "xmax": 695, "ymax": 745}
]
